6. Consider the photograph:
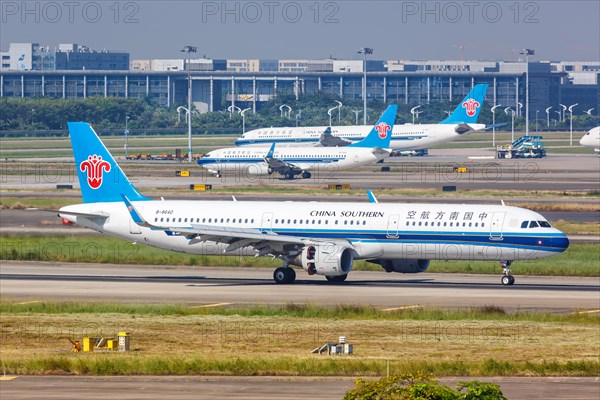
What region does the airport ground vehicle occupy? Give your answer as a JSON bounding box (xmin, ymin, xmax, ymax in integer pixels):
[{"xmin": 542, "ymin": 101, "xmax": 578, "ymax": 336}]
[{"xmin": 497, "ymin": 136, "xmax": 546, "ymax": 159}]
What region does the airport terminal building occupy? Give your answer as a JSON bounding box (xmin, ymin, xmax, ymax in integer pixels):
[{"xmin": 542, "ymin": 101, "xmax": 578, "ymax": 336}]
[{"xmin": 1, "ymin": 43, "xmax": 598, "ymax": 120}]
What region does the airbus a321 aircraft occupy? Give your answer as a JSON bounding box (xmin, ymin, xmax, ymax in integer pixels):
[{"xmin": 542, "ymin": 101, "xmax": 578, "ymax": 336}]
[
  {"xmin": 54, "ymin": 122, "xmax": 569, "ymax": 286},
  {"xmin": 234, "ymin": 84, "xmax": 488, "ymax": 149},
  {"xmin": 580, "ymin": 126, "xmax": 600, "ymax": 154},
  {"xmin": 197, "ymin": 105, "xmax": 397, "ymax": 179}
]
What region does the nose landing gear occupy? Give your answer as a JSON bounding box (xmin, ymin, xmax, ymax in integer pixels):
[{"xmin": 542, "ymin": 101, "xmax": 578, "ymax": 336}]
[{"xmin": 500, "ymin": 261, "xmax": 515, "ymax": 285}]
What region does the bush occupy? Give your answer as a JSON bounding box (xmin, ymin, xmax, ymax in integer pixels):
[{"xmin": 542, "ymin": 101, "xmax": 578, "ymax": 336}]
[{"xmin": 344, "ymin": 372, "xmax": 506, "ymax": 400}]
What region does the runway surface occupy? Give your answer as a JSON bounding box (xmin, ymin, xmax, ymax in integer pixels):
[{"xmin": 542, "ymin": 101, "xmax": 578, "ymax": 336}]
[
  {"xmin": 1, "ymin": 262, "xmax": 598, "ymax": 312},
  {"xmin": 1, "ymin": 376, "xmax": 599, "ymax": 400},
  {"xmin": 2, "ymin": 149, "xmax": 599, "ymax": 191}
]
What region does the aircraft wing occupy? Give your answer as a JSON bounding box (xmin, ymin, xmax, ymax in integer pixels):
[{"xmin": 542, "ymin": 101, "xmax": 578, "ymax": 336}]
[
  {"xmin": 264, "ymin": 157, "xmax": 301, "ymax": 175},
  {"xmin": 263, "ymin": 143, "xmax": 303, "ymax": 176},
  {"xmin": 483, "ymin": 122, "xmax": 509, "ymax": 130},
  {"xmin": 175, "ymin": 224, "xmax": 352, "ymax": 257},
  {"xmin": 122, "ymin": 196, "xmax": 350, "ymax": 256},
  {"xmin": 319, "ymin": 127, "xmax": 352, "ymax": 147}
]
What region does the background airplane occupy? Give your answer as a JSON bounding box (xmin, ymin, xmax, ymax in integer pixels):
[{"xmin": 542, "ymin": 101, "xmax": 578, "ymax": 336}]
[
  {"xmin": 197, "ymin": 105, "xmax": 398, "ymax": 179},
  {"xmin": 234, "ymin": 84, "xmax": 489, "ymax": 150},
  {"xmin": 50, "ymin": 122, "xmax": 569, "ymax": 286},
  {"xmin": 580, "ymin": 126, "xmax": 600, "ymax": 153}
]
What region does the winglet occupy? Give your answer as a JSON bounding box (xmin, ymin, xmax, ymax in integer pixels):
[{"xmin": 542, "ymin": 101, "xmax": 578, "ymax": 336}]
[
  {"xmin": 122, "ymin": 194, "xmax": 152, "ymax": 227},
  {"xmin": 367, "ymin": 190, "xmax": 378, "ymax": 204}
]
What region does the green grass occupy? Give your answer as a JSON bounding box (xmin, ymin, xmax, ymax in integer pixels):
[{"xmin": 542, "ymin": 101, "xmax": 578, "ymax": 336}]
[
  {"xmin": 1, "ymin": 301, "xmax": 597, "ymax": 323},
  {"xmin": 1, "ymin": 235, "xmax": 598, "ymax": 276},
  {"xmin": 1, "ymin": 301, "xmax": 598, "ymax": 376},
  {"xmin": 2, "ymin": 356, "xmax": 597, "ymax": 377}
]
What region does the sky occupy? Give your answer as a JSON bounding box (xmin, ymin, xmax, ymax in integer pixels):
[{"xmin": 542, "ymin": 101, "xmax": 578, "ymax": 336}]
[{"xmin": 1, "ymin": 0, "xmax": 599, "ymax": 61}]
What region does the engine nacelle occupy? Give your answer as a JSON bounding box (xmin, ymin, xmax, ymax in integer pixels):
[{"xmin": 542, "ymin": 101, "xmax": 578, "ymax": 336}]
[
  {"xmin": 245, "ymin": 163, "xmax": 273, "ymax": 176},
  {"xmin": 369, "ymin": 259, "xmax": 430, "ymax": 274},
  {"xmin": 295, "ymin": 244, "xmax": 354, "ymax": 276}
]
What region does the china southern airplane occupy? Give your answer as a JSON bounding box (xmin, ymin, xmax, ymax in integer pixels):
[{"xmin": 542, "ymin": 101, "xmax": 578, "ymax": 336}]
[
  {"xmin": 50, "ymin": 122, "xmax": 569, "ymax": 286},
  {"xmin": 234, "ymin": 84, "xmax": 488, "ymax": 149},
  {"xmin": 580, "ymin": 126, "xmax": 600, "ymax": 153},
  {"xmin": 197, "ymin": 105, "xmax": 398, "ymax": 179}
]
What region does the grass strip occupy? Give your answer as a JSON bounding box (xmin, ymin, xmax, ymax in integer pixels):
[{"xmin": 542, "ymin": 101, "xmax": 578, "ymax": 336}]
[
  {"xmin": 1, "ymin": 301, "xmax": 598, "ymax": 322},
  {"xmin": 1, "ymin": 305, "xmax": 598, "ymax": 376},
  {"xmin": 1, "ymin": 357, "xmax": 597, "ymax": 377},
  {"xmin": 1, "ymin": 235, "xmax": 598, "ymax": 276}
]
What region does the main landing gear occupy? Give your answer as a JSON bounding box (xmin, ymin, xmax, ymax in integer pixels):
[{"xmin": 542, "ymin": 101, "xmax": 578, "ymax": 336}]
[
  {"xmin": 273, "ymin": 266, "xmax": 296, "ymax": 284},
  {"xmin": 326, "ymin": 274, "xmax": 348, "ymax": 283},
  {"xmin": 500, "ymin": 260, "xmax": 515, "ymax": 286}
]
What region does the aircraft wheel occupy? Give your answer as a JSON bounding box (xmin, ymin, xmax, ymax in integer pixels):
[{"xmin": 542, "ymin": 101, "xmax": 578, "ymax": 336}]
[
  {"xmin": 284, "ymin": 173, "xmax": 294, "ymax": 180},
  {"xmin": 501, "ymin": 275, "xmax": 515, "ymax": 286},
  {"xmin": 274, "ymin": 267, "xmax": 295, "ymax": 284},
  {"xmin": 302, "ymin": 171, "xmax": 312, "ymax": 179},
  {"xmin": 326, "ymin": 274, "xmax": 347, "ymax": 283},
  {"xmin": 286, "ymin": 268, "xmax": 296, "ymax": 283}
]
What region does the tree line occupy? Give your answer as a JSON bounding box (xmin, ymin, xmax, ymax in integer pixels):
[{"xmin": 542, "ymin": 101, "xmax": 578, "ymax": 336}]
[{"xmin": 1, "ymin": 95, "xmax": 597, "ymax": 133}]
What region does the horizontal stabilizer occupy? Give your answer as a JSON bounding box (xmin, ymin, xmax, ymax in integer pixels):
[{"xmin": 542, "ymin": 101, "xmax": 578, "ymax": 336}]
[{"xmin": 27, "ymin": 208, "xmax": 109, "ymax": 220}]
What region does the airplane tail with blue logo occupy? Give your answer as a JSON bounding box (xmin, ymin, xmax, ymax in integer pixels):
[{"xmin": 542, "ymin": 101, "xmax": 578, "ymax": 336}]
[
  {"xmin": 439, "ymin": 84, "xmax": 489, "ymax": 124},
  {"xmin": 348, "ymin": 104, "xmax": 398, "ymax": 148},
  {"xmin": 67, "ymin": 122, "xmax": 149, "ymax": 203}
]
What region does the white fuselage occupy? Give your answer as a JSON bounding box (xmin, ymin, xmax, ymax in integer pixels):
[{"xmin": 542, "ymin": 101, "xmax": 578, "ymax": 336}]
[
  {"xmin": 235, "ymin": 123, "xmax": 486, "ymax": 149},
  {"xmin": 197, "ymin": 146, "xmax": 389, "ymax": 175},
  {"xmin": 60, "ymin": 200, "xmax": 568, "ymax": 262},
  {"xmin": 580, "ymin": 126, "xmax": 600, "ymax": 152}
]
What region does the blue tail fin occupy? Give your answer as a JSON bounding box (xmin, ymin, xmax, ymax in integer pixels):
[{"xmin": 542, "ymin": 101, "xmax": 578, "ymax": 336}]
[
  {"xmin": 348, "ymin": 104, "xmax": 398, "ymax": 148},
  {"xmin": 440, "ymin": 84, "xmax": 489, "ymax": 124},
  {"xmin": 67, "ymin": 122, "xmax": 149, "ymax": 203},
  {"xmin": 265, "ymin": 142, "xmax": 276, "ymax": 159}
]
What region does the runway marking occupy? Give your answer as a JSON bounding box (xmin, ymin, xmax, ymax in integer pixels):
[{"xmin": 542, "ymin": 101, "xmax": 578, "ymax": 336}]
[
  {"xmin": 0, "ymin": 376, "xmax": 18, "ymax": 381},
  {"xmin": 381, "ymin": 305, "xmax": 421, "ymax": 312},
  {"xmin": 575, "ymin": 309, "xmax": 600, "ymax": 314},
  {"xmin": 14, "ymin": 300, "xmax": 42, "ymax": 305},
  {"xmin": 190, "ymin": 303, "xmax": 233, "ymax": 309}
]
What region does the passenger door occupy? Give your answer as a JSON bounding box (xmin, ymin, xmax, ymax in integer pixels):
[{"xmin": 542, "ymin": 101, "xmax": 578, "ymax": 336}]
[
  {"xmin": 386, "ymin": 214, "xmax": 400, "ymax": 238},
  {"xmin": 490, "ymin": 211, "xmax": 505, "ymax": 240},
  {"xmin": 261, "ymin": 212, "xmax": 273, "ymax": 233}
]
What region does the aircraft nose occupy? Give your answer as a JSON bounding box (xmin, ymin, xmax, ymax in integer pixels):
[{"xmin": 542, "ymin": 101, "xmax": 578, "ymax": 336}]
[{"xmin": 552, "ymin": 234, "xmax": 570, "ymax": 252}]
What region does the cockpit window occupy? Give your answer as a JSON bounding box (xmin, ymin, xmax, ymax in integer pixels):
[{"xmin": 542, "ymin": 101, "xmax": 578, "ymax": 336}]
[
  {"xmin": 538, "ymin": 221, "xmax": 551, "ymax": 228},
  {"xmin": 529, "ymin": 221, "xmax": 539, "ymax": 228},
  {"xmin": 521, "ymin": 221, "xmax": 528, "ymax": 228}
]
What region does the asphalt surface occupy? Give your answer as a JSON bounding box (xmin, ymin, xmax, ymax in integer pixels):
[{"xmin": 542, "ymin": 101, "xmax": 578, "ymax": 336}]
[
  {"xmin": 1, "ymin": 376, "xmax": 599, "ymax": 400},
  {"xmin": 1, "ymin": 147, "xmax": 598, "ymax": 399},
  {"xmin": 2, "ymin": 149, "xmax": 600, "ymax": 191},
  {"xmin": 2, "ymin": 263, "xmax": 599, "ymax": 312}
]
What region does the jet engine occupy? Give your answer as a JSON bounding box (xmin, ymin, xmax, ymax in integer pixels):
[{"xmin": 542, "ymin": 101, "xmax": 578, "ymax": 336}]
[
  {"xmin": 244, "ymin": 164, "xmax": 273, "ymax": 176},
  {"xmin": 368, "ymin": 258, "xmax": 430, "ymax": 273},
  {"xmin": 294, "ymin": 244, "xmax": 354, "ymax": 276}
]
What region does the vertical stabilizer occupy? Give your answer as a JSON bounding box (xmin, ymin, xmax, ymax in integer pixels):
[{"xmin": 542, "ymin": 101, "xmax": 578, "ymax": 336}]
[{"xmin": 67, "ymin": 122, "xmax": 149, "ymax": 203}]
